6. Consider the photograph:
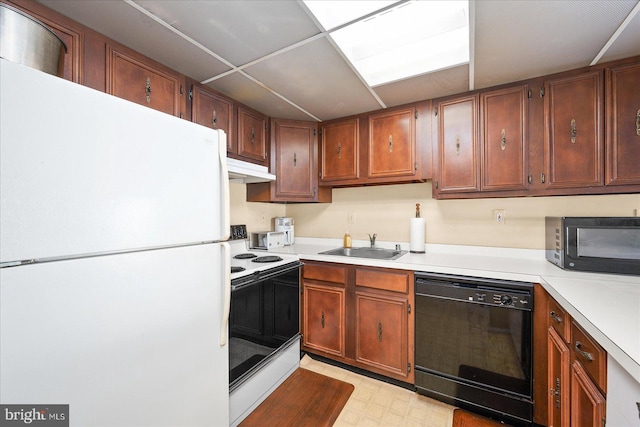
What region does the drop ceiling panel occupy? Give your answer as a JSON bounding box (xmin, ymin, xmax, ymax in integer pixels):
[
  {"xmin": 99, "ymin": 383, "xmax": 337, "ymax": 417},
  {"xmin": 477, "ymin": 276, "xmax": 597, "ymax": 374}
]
[
  {"xmin": 243, "ymin": 37, "xmax": 381, "ymax": 121},
  {"xmin": 473, "ymin": 0, "xmax": 638, "ymax": 89},
  {"xmin": 375, "ymin": 65, "xmax": 470, "ymax": 107},
  {"xmin": 598, "ymin": 9, "xmax": 640, "ymax": 63},
  {"xmin": 37, "ymin": 0, "xmax": 231, "ymax": 81},
  {"xmin": 208, "ymin": 73, "xmax": 314, "ymax": 122},
  {"xmin": 137, "ymin": 0, "xmax": 320, "ymax": 66}
]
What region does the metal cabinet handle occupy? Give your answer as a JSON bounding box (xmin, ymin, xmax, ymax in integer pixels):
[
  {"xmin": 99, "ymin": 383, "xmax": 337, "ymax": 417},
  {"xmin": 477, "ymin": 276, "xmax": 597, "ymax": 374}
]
[
  {"xmin": 575, "ymin": 341, "xmax": 594, "ymax": 361},
  {"xmin": 388, "ymin": 135, "xmax": 393, "ymax": 152},
  {"xmin": 636, "ymin": 109, "xmax": 640, "ymax": 136},
  {"xmin": 145, "ymin": 77, "xmax": 151, "ymax": 103},
  {"xmin": 570, "ymin": 118, "xmax": 577, "ymax": 143},
  {"xmin": 550, "ymin": 310, "xmax": 563, "ymax": 323},
  {"xmin": 500, "ymin": 128, "xmax": 506, "ymax": 150},
  {"xmin": 293, "ymin": 152, "xmax": 297, "ymax": 167},
  {"xmin": 456, "ymin": 136, "xmax": 461, "ymax": 155},
  {"xmin": 377, "ymin": 322, "xmax": 383, "ymax": 342},
  {"xmin": 337, "ymin": 143, "xmax": 342, "ymax": 159},
  {"xmin": 321, "ymin": 309, "xmax": 325, "ymax": 328},
  {"xmin": 212, "ymin": 110, "xmax": 217, "ymax": 129},
  {"xmin": 250, "ymin": 126, "xmax": 255, "ymax": 144}
]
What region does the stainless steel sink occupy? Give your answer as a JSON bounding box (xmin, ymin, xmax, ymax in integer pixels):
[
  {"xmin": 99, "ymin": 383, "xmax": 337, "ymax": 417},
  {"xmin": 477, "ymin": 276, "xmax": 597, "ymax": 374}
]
[{"xmin": 319, "ymin": 247, "xmax": 407, "ymax": 260}]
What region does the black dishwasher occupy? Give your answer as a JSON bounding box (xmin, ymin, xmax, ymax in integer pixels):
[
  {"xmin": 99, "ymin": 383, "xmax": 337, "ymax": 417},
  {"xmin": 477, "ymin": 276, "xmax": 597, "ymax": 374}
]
[{"xmin": 414, "ymin": 272, "xmax": 533, "ymax": 426}]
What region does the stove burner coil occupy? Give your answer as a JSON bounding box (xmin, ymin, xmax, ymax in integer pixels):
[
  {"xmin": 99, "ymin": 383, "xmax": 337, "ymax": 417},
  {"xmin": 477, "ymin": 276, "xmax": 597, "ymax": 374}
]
[
  {"xmin": 252, "ymin": 256, "xmax": 283, "ymax": 263},
  {"xmin": 234, "ymin": 253, "xmax": 258, "ymax": 259}
]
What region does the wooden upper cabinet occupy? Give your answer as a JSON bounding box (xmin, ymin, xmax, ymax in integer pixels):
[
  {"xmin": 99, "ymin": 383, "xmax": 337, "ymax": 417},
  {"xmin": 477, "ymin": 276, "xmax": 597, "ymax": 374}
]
[
  {"xmin": 544, "ymin": 70, "xmax": 604, "ymax": 189},
  {"xmin": 106, "ymin": 44, "xmax": 183, "ymax": 117},
  {"xmin": 236, "ymin": 105, "xmax": 267, "ymax": 165},
  {"xmin": 246, "ymin": 119, "xmax": 331, "ymax": 203},
  {"xmin": 320, "ymin": 118, "xmax": 359, "ymax": 184},
  {"xmin": 190, "ymin": 83, "xmax": 234, "ymax": 152},
  {"xmin": 436, "ymin": 95, "xmax": 480, "ymax": 193},
  {"xmin": 368, "ymin": 108, "xmax": 417, "ymax": 179},
  {"xmin": 481, "ymin": 85, "xmax": 529, "ymax": 191},
  {"xmin": 273, "ymin": 119, "xmax": 317, "ymax": 200},
  {"xmin": 606, "ymin": 62, "xmax": 640, "ymax": 186}
]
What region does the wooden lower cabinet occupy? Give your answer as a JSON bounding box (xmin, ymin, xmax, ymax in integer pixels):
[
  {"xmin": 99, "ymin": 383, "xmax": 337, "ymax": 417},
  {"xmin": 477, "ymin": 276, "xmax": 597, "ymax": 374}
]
[
  {"xmin": 302, "ymin": 283, "xmax": 346, "ymax": 357},
  {"xmin": 536, "ymin": 285, "xmax": 607, "ymax": 427},
  {"xmin": 571, "ymin": 360, "xmax": 606, "ymax": 427},
  {"xmin": 301, "ymin": 261, "xmax": 414, "ymax": 383},
  {"xmin": 355, "ymin": 290, "xmax": 409, "ymax": 378}
]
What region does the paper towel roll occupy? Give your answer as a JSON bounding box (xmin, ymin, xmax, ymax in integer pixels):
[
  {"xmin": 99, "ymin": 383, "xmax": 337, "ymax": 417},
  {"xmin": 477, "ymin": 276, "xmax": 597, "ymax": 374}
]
[{"xmin": 410, "ymin": 218, "xmax": 426, "ymax": 253}]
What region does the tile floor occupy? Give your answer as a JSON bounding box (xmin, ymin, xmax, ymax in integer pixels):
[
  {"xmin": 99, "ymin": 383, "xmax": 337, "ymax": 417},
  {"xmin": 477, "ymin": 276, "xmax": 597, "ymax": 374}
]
[{"xmin": 299, "ymin": 355, "xmax": 455, "ymax": 427}]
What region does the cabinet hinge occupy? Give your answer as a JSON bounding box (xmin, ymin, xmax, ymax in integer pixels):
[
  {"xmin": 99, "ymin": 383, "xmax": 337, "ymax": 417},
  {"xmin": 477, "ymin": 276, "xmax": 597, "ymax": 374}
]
[
  {"xmin": 264, "ymin": 123, "xmax": 268, "ymax": 129},
  {"xmin": 319, "ymin": 129, "xmax": 323, "ymax": 136},
  {"xmin": 408, "ymin": 304, "xmax": 411, "ymax": 314},
  {"xmin": 188, "ymin": 85, "xmax": 194, "ymax": 100},
  {"xmin": 408, "ymin": 363, "xmax": 412, "ymax": 373},
  {"xmin": 528, "ymin": 175, "xmax": 533, "ymax": 184},
  {"xmin": 539, "ymin": 87, "xmax": 545, "ymax": 98},
  {"xmin": 414, "ymin": 163, "xmax": 418, "ymax": 172},
  {"xmin": 434, "ymin": 107, "xmax": 438, "ymax": 116},
  {"xmin": 414, "ymin": 110, "xmax": 418, "ymax": 119},
  {"xmin": 528, "ymin": 89, "xmax": 532, "ymax": 99},
  {"xmin": 313, "ymin": 128, "xmax": 317, "ymax": 136},
  {"xmin": 541, "ymin": 173, "xmax": 546, "ymax": 184},
  {"xmin": 434, "ymin": 180, "xmax": 439, "ymax": 190},
  {"xmin": 180, "ymin": 85, "xmax": 184, "ymax": 96}
]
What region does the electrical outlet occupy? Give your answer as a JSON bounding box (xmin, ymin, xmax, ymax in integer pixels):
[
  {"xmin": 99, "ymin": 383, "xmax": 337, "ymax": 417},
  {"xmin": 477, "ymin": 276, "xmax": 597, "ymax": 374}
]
[
  {"xmin": 494, "ymin": 209, "xmax": 505, "ymax": 225},
  {"xmin": 348, "ymin": 212, "xmax": 356, "ymax": 224}
]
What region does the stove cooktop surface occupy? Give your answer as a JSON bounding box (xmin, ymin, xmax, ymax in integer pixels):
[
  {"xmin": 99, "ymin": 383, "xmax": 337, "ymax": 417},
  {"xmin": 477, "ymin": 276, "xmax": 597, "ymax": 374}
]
[{"xmin": 229, "ymin": 241, "xmax": 299, "ymax": 280}]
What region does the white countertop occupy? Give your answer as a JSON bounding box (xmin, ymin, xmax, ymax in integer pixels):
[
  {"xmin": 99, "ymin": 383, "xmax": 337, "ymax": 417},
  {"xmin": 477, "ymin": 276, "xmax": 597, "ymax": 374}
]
[{"xmin": 267, "ymin": 237, "xmax": 640, "ymax": 384}]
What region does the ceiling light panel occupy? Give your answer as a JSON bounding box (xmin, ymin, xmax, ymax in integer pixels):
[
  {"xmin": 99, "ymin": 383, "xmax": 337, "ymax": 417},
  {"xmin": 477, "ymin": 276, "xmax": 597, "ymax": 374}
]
[
  {"xmin": 305, "ymin": 0, "xmax": 470, "ymax": 86},
  {"xmin": 302, "ymin": 0, "xmax": 396, "ymax": 30}
]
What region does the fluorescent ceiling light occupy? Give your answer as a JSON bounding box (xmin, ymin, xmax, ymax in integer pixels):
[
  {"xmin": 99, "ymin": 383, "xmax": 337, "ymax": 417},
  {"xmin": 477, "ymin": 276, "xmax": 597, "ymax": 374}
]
[{"xmin": 304, "ymin": 0, "xmax": 470, "ymax": 87}]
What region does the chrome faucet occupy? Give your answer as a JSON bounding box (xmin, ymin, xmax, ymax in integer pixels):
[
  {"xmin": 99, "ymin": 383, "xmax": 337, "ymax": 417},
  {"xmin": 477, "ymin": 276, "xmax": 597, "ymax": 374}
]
[{"xmin": 368, "ymin": 233, "xmax": 377, "ymax": 248}]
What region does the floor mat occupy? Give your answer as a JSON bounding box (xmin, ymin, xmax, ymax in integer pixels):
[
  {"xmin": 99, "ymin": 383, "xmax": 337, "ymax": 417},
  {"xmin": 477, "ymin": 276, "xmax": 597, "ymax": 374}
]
[{"xmin": 239, "ymin": 367, "xmax": 354, "ymax": 427}]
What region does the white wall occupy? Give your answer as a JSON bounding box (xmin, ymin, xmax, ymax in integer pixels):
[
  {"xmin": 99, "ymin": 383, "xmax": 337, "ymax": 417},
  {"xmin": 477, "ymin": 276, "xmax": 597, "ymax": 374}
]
[{"xmin": 231, "ymin": 182, "xmax": 640, "ymax": 249}]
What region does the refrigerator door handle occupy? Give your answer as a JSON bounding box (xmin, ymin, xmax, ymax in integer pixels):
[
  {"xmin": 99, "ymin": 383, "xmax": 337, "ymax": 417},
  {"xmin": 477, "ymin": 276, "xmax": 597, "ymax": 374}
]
[
  {"xmin": 220, "ymin": 241, "xmax": 231, "ymax": 347},
  {"xmin": 218, "ymin": 130, "xmax": 231, "ymax": 241}
]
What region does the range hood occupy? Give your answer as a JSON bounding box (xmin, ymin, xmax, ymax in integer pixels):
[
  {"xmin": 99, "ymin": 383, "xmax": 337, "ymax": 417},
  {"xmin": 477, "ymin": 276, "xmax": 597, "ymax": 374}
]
[{"xmin": 227, "ymin": 157, "xmax": 276, "ymax": 183}]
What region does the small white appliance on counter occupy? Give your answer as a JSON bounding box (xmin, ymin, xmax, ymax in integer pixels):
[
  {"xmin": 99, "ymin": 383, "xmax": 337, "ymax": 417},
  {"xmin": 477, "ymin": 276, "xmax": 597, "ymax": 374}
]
[
  {"xmin": 0, "ymin": 59, "xmax": 231, "ymax": 426},
  {"xmin": 275, "ymin": 217, "xmax": 295, "ymax": 245},
  {"xmin": 249, "ymin": 231, "xmax": 286, "ymax": 250}
]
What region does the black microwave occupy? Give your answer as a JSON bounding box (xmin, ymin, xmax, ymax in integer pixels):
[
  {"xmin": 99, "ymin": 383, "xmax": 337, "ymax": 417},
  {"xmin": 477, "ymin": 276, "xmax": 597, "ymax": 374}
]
[{"xmin": 545, "ymin": 217, "xmax": 640, "ymax": 275}]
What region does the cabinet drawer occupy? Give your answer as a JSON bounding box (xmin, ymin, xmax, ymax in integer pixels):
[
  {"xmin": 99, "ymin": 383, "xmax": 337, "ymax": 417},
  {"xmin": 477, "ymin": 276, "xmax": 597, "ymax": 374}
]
[
  {"xmin": 548, "ymin": 298, "xmax": 571, "ymax": 342},
  {"xmin": 303, "ymin": 263, "xmax": 347, "ymax": 285},
  {"xmin": 355, "ymin": 268, "xmax": 410, "ymax": 293},
  {"xmin": 571, "ymin": 321, "xmax": 607, "ymax": 393}
]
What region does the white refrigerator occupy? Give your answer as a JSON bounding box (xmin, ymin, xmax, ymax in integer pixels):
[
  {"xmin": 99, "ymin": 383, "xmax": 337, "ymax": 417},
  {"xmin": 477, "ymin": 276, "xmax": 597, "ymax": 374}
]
[{"xmin": 0, "ymin": 59, "xmax": 231, "ymax": 426}]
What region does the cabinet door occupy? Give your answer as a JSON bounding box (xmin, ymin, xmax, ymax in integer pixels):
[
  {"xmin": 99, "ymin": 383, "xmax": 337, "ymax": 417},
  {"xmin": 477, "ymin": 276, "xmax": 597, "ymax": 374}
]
[
  {"xmin": 436, "ymin": 95, "xmax": 480, "ymax": 193},
  {"xmin": 302, "ymin": 284, "xmax": 345, "ymax": 357},
  {"xmin": 481, "ymin": 86, "xmax": 528, "ymax": 191},
  {"xmin": 606, "ymin": 62, "xmax": 640, "ymax": 185},
  {"xmin": 545, "ymin": 70, "xmax": 604, "ymax": 188},
  {"xmin": 237, "ymin": 106, "xmax": 267, "ymax": 165},
  {"xmin": 548, "ymin": 327, "xmax": 570, "ymax": 427},
  {"xmin": 355, "ymin": 291, "xmax": 409, "ymax": 380},
  {"xmin": 191, "ymin": 84, "xmax": 234, "ymax": 152},
  {"xmin": 273, "ymin": 119, "xmax": 318, "ymax": 200},
  {"xmin": 571, "ymin": 360, "xmax": 606, "ymax": 427},
  {"xmin": 106, "ymin": 45, "xmax": 182, "ymax": 117},
  {"xmin": 320, "ymin": 118, "xmax": 359, "ymax": 184},
  {"xmin": 368, "ymin": 108, "xmax": 416, "ymax": 179}
]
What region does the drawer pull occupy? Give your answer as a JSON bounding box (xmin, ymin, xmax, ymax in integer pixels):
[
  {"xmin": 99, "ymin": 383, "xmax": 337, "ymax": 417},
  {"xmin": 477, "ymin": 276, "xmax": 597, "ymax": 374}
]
[
  {"xmin": 321, "ymin": 309, "xmax": 325, "ymax": 328},
  {"xmin": 378, "ymin": 322, "xmax": 383, "ymax": 342},
  {"xmin": 575, "ymin": 341, "xmax": 594, "ymax": 361},
  {"xmin": 550, "ymin": 310, "xmax": 563, "ymax": 323}
]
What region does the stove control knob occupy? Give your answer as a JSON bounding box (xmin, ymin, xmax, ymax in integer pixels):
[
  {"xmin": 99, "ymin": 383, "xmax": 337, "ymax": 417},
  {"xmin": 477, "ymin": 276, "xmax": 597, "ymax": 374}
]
[{"xmin": 500, "ymin": 295, "xmax": 513, "ymax": 306}]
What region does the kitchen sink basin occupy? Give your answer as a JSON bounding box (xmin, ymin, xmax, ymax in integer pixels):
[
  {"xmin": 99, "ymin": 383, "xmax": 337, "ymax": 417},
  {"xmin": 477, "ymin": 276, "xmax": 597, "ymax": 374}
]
[{"xmin": 319, "ymin": 247, "xmax": 407, "ymax": 260}]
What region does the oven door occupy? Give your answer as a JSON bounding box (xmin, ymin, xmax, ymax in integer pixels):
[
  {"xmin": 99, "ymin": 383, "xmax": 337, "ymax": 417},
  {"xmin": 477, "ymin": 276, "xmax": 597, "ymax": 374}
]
[{"xmin": 229, "ymin": 262, "xmax": 300, "ymax": 389}]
